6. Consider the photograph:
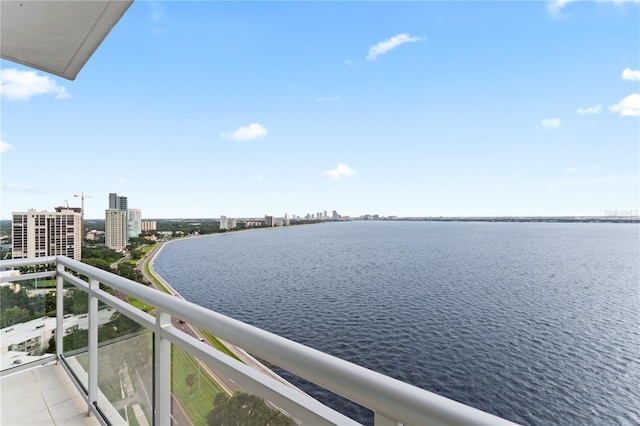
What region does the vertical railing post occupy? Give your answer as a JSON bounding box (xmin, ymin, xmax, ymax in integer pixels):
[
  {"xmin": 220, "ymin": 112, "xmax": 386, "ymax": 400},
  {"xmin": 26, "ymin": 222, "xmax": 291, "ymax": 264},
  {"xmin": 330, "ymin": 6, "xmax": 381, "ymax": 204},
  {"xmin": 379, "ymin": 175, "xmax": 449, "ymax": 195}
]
[
  {"xmin": 88, "ymin": 278, "xmax": 99, "ymax": 414},
  {"xmin": 154, "ymin": 310, "xmax": 171, "ymax": 425},
  {"xmin": 55, "ymin": 261, "xmax": 65, "ymax": 358}
]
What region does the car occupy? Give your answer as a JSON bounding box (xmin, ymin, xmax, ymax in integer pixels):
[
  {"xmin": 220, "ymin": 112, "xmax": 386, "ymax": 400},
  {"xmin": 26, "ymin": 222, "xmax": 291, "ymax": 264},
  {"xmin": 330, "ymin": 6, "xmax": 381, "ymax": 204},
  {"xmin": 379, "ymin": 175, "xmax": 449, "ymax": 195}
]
[{"xmin": 178, "ymin": 320, "xmax": 185, "ymax": 324}]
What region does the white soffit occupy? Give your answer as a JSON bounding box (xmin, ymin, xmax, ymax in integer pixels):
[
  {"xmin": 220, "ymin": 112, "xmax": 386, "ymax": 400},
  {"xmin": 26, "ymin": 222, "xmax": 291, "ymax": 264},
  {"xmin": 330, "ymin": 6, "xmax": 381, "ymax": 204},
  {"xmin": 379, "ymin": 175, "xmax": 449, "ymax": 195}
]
[{"xmin": 0, "ymin": 1, "xmax": 133, "ymax": 80}]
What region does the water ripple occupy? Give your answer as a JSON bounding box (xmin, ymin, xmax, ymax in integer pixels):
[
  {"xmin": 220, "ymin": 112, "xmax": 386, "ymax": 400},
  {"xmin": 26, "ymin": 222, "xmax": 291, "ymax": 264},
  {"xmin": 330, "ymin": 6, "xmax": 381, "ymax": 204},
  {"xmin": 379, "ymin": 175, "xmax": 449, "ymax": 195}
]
[{"xmin": 155, "ymin": 222, "xmax": 640, "ymax": 426}]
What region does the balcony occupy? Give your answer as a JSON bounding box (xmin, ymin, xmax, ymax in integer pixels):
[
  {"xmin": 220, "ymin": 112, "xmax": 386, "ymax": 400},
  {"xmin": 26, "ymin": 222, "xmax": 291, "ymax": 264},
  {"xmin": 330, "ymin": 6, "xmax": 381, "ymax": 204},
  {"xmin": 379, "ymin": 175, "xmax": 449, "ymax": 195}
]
[{"xmin": 0, "ymin": 256, "xmax": 516, "ymax": 425}]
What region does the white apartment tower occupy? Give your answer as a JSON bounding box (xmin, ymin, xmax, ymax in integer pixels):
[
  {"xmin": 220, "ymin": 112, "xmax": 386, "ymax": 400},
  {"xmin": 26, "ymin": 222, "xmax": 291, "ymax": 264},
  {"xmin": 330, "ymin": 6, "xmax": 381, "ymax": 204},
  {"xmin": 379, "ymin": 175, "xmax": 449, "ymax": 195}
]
[
  {"xmin": 220, "ymin": 216, "xmax": 237, "ymax": 230},
  {"xmin": 141, "ymin": 220, "xmax": 157, "ymax": 232},
  {"xmin": 127, "ymin": 209, "xmax": 142, "ymax": 238},
  {"xmin": 105, "ymin": 209, "xmax": 128, "ymax": 250},
  {"xmin": 12, "ymin": 209, "xmax": 82, "ymax": 260}
]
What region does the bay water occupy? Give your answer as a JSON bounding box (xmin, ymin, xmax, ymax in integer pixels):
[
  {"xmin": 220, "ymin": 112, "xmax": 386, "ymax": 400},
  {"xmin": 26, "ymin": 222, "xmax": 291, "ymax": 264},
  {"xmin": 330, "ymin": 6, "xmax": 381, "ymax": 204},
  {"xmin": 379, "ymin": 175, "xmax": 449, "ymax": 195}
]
[{"xmin": 154, "ymin": 221, "xmax": 639, "ymax": 425}]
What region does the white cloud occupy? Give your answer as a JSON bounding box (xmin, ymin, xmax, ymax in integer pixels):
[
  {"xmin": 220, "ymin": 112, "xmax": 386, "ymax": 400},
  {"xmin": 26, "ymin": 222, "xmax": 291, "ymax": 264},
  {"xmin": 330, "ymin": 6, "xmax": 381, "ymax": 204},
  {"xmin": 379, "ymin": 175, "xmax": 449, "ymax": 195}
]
[
  {"xmin": 322, "ymin": 163, "xmax": 356, "ymax": 179},
  {"xmin": 609, "ymin": 93, "xmax": 640, "ymax": 117},
  {"xmin": 148, "ymin": 1, "xmax": 166, "ymax": 22},
  {"xmin": 541, "ymin": 118, "xmax": 562, "ymax": 129},
  {"xmin": 2, "ymin": 183, "xmax": 43, "ymax": 193},
  {"xmin": 547, "ymin": 0, "xmax": 578, "ymax": 14},
  {"xmin": 0, "ymin": 68, "xmax": 70, "ymax": 100},
  {"xmin": 548, "ymin": 0, "xmax": 639, "ymax": 14},
  {"xmin": 367, "ymin": 33, "xmax": 423, "ymax": 61},
  {"xmin": 0, "ymin": 140, "xmax": 12, "ymax": 154},
  {"xmin": 222, "ymin": 123, "xmax": 268, "ymax": 141},
  {"xmin": 316, "ymin": 96, "xmax": 340, "ymax": 102},
  {"xmin": 577, "ymin": 105, "xmax": 602, "ymax": 115},
  {"xmin": 564, "ymin": 164, "xmax": 600, "ymax": 174},
  {"xmin": 622, "ymin": 68, "xmax": 640, "ymax": 81},
  {"xmin": 600, "ymin": 0, "xmax": 640, "ymax": 4}
]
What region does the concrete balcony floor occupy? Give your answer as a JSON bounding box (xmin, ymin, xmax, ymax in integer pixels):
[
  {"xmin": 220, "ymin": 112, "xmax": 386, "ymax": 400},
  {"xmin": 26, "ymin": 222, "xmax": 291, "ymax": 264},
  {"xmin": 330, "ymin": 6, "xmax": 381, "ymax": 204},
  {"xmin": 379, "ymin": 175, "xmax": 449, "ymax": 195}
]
[{"xmin": 0, "ymin": 362, "xmax": 100, "ymax": 426}]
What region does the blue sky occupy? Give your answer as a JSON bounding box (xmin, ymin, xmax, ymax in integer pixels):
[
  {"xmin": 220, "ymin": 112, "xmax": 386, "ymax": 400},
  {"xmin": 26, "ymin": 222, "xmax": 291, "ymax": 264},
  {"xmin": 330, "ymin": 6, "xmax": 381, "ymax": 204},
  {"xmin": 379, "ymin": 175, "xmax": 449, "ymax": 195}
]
[{"xmin": 1, "ymin": 1, "xmax": 638, "ymax": 219}]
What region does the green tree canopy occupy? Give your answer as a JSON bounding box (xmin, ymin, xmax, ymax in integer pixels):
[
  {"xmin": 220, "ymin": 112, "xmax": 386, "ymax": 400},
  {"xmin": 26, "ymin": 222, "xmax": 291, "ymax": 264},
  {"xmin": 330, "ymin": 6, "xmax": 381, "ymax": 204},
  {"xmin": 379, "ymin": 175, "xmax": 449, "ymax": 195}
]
[{"xmin": 206, "ymin": 391, "xmax": 291, "ymax": 426}]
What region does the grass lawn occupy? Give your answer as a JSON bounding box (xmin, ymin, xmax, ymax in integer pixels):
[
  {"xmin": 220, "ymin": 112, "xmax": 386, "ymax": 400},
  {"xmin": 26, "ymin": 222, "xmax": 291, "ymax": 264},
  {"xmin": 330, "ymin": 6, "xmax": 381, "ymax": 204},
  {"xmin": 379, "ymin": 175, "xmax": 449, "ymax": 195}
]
[
  {"xmin": 128, "ymin": 296, "xmax": 153, "ymax": 313},
  {"xmin": 24, "ymin": 278, "xmax": 57, "ymax": 288},
  {"xmin": 126, "ymin": 406, "xmax": 141, "ymax": 426},
  {"xmin": 143, "ymin": 258, "xmax": 170, "ymax": 294},
  {"xmin": 202, "ymin": 332, "xmax": 242, "ymax": 363},
  {"xmin": 172, "ymin": 345, "xmax": 225, "ymax": 424}
]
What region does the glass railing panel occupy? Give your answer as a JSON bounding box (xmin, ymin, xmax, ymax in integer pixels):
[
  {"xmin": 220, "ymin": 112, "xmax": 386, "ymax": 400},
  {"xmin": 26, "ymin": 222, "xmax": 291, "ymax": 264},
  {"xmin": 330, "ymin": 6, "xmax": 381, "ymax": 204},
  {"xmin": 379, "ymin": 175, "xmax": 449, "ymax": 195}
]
[
  {"xmin": 171, "ymin": 344, "xmax": 223, "ymax": 425},
  {"xmin": 0, "ymin": 274, "xmax": 56, "ymax": 372},
  {"xmin": 97, "ymin": 315, "xmax": 153, "ymax": 425},
  {"xmin": 205, "ymin": 390, "xmax": 295, "ymax": 426},
  {"xmin": 170, "ymin": 344, "xmax": 294, "ymax": 426},
  {"xmin": 266, "ymin": 365, "xmax": 371, "ymax": 424},
  {"xmin": 61, "ymin": 284, "xmax": 89, "ymax": 389}
]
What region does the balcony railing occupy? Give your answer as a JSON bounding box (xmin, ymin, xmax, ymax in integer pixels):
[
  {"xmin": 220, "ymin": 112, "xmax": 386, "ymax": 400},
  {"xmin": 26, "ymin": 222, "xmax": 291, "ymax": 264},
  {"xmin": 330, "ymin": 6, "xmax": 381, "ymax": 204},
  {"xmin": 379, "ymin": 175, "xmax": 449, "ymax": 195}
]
[{"xmin": 0, "ymin": 256, "xmax": 516, "ymax": 426}]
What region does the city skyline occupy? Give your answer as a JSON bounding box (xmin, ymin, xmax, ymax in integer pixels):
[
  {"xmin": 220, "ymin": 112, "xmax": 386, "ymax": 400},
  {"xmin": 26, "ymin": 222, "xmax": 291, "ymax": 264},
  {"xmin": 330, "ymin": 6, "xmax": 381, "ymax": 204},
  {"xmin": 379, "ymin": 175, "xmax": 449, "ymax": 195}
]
[{"xmin": 1, "ymin": 1, "xmax": 638, "ymax": 219}]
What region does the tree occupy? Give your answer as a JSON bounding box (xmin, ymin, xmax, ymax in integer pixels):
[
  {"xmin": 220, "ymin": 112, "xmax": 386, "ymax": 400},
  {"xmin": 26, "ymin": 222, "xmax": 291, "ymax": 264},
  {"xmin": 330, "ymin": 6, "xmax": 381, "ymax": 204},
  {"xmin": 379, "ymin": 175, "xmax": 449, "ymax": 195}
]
[
  {"xmin": 205, "ymin": 391, "xmax": 292, "ymax": 426},
  {"xmin": 45, "ymin": 335, "xmax": 56, "ymax": 353},
  {"xmin": 116, "ymin": 263, "xmax": 143, "ymax": 283},
  {"xmin": 44, "ymin": 292, "xmax": 56, "ymax": 313},
  {"xmin": 1, "ymin": 306, "xmax": 30, "ymax": 328},
  {"xmin": 213, "ymin": 392, "xmax": 229, "ymax": 407},
  {"xmin": 81, "ymin": 257, "xmax": 112, "ymax": 272},
  {"xmin": 185, "ymin": 373, "xmax": 197, "ymax": 397}
]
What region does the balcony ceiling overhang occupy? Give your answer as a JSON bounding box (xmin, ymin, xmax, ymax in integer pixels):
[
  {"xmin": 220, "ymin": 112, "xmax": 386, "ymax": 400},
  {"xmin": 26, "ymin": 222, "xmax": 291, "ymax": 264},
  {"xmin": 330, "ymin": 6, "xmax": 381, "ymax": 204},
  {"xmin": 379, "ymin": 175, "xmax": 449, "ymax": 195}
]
[{"xmin": 0, "ymin": 1, "xmax": 133, "ymax": 80}]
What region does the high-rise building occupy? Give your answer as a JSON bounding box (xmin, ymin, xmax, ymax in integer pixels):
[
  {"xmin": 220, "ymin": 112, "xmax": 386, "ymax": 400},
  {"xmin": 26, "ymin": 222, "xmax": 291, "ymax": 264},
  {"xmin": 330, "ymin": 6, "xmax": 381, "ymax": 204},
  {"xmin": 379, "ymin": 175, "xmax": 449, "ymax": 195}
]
[
  {"xmin": 265, "ymin": 215, "xmax": 274, "ymax": 227},
  {"xmin": 220, "ymin": 216, "xmax": 238, "ymax": 231},
  {"xmin": 106, "ymin": 193, "xmax": 129, "ymax": 249},
  {"xmin": 105, "ymin": 209, "xmax": 128, "ymax": 250},
  {"xmin": 127, "ymin": 209, "xmax": 142, "ymax": 238},
  {"xmin": 109, "ymin": 193, "xmax": 128, "ymax": 211},
  {"xmin": 220, "ymin": 215, "xmax": 228, "ymax": 230},
  {"xmin": 12, "ymin": 209, "xmax": 82, "ymax": 260},
  {"xmin": 141, "ymin": 220, "xmax": 157, "ymax": 232}
]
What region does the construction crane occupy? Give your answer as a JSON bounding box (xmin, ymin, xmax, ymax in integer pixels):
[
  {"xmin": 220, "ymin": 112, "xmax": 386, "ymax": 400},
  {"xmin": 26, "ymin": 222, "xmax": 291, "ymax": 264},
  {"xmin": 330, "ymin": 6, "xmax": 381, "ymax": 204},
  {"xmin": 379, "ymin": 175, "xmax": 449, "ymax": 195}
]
[{"xmin": 74, "ymin": 192, "xmax": 95, "ymax": 240}]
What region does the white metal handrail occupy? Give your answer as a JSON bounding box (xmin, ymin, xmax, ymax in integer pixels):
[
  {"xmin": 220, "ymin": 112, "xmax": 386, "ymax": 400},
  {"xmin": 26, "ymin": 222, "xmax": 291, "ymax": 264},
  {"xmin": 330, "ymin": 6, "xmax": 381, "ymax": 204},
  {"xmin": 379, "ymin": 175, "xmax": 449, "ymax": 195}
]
[{"xmin": 1, "ymin": 256, "xmax": 517, "ymax": 426}]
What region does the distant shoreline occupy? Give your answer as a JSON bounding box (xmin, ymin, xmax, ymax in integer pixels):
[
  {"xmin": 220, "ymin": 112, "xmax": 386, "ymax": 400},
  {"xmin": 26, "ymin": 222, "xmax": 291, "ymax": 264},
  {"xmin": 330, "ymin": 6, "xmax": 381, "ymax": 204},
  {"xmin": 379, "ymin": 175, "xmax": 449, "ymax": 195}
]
[
  {"xmin": 72, "ymin": 216, "xmax": 640, "ymax": 223},
  {"xmin": 381, "ymin": 217, "xmax": 640, "ymax": 223}
]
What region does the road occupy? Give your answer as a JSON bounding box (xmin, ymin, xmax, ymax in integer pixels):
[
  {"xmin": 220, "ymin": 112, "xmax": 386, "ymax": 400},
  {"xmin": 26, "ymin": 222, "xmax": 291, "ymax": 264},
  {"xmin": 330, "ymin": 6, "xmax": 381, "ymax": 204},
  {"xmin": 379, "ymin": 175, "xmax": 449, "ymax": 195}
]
[
  {"xmin": 133, "ymin": 360, "xmax": 192, "ymax": 426},
  {"xmin": 136, "ymin": 239, "xmax": 308, "ymax": 420}
]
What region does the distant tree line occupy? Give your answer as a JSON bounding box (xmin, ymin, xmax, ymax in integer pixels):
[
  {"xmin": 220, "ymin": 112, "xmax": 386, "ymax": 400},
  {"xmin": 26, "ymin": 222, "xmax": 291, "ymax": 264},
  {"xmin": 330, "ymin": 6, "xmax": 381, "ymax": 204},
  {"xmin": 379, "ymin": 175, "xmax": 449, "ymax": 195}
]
[{"xmin": 81, "ymin": 245, "xmax": 144, "ymax": 284}]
